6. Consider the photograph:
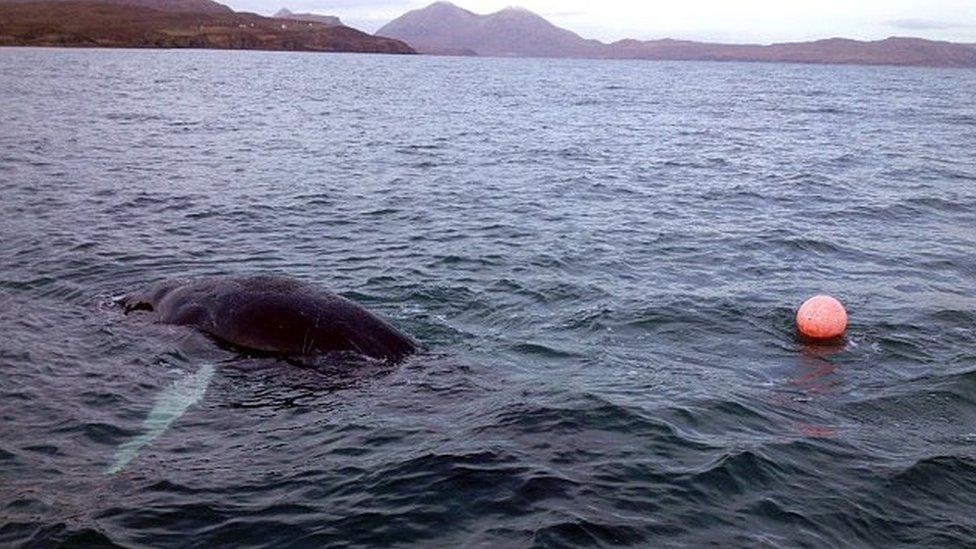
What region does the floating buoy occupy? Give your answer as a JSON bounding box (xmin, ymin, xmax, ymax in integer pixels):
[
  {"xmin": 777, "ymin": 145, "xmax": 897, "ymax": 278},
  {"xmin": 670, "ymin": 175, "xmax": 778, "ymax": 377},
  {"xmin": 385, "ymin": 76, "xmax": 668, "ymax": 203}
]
[{"xmin": 796, "ymin": 295, "xmax": 847, "ymax": 341}]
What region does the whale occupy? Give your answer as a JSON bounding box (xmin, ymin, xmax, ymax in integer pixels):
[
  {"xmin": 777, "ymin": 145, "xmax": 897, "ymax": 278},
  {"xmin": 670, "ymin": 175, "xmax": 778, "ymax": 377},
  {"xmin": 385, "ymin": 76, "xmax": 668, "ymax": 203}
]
[
  {"xmin": 108, "ymin": 274, "xmax": 417, "ymax": 474},
  {"xmin": 121, "ymin": 274, "xmax": 418, "ymax": 362}
]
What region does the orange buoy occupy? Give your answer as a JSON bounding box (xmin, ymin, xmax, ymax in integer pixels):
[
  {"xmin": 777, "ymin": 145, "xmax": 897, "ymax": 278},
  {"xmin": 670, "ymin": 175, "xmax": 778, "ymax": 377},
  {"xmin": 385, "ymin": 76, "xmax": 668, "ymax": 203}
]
[{"xmin": 796, "ymin": 295, "xmax": 847, "ymax": 341}]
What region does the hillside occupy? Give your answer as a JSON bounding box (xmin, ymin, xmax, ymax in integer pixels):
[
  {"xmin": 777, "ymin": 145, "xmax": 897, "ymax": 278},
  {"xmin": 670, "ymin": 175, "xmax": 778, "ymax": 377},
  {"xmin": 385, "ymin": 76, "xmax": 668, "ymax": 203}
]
[
  {"xmin": 605, "ymin": 36, "xmax": 976, "ymax": 68},
  {"xmin": 0, "ymin": 0, "xmax": 231, "ymax": 13},
  {"xmin": 0, "ymin": 0, "xmax": 415, "ymax": 53}
]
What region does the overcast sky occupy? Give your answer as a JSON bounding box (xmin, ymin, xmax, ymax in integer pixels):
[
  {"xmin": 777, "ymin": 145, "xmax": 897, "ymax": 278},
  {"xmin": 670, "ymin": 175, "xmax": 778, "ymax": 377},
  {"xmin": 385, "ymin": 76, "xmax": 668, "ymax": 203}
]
[{"xmin": 223, "ymin": 0, "xmax": 976, "ymax": 44}]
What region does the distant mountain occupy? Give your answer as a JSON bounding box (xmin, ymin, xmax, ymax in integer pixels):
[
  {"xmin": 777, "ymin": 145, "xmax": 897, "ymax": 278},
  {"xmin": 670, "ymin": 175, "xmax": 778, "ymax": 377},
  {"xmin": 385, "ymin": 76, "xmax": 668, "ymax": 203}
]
[
  {"xmin": 377, "ymin": 1, "xmax": 976, "ymax": 68},
  {"xmin": 604, "ymin": 36, "xmax": 976, "ymax": 68},
  {"xmin": 273, "ymin": 7, "xmax": 341, "ymax": 27},
  {"xmin": 376, "ymin": 1, "xmax": 601, "ymax": 57},
  {"xmin": 0, "ymin": 0, "xmax": 415, "ymax": 53}
]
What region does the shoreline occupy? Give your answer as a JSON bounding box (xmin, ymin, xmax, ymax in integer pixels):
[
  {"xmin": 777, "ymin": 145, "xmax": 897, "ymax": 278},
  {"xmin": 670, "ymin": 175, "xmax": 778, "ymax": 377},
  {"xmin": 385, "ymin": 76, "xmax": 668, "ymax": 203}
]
[{"xmin": 2, "ymin": 43, "xmax": 974, "ymax": 70}]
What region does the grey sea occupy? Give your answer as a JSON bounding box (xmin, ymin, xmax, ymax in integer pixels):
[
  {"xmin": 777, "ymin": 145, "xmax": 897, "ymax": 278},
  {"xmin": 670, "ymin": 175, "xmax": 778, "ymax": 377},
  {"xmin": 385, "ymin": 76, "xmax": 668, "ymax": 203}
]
[{"xmin": 1, "ymin": 48, "xmax": 976, "ymax": 547}]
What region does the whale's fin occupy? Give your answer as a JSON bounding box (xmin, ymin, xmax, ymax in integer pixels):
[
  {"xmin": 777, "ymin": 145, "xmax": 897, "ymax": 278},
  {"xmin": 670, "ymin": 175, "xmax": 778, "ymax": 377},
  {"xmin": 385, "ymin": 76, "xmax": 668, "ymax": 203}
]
[{"xmin": 106, "ymin": 362, "xmax": 216, "ymax": 475}]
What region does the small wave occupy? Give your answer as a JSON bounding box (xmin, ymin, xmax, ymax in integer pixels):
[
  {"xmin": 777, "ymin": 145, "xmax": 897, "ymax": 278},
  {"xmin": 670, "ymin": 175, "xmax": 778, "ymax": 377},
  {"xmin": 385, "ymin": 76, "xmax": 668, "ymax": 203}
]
[
  {"xmin": 884, "ymin": 454, "xmax": 976, "ymax": 536},
  {"xmin": 52, "ymin": 420, "xmax": 130, "ymax": 445},
  {"xmin": 531, "ymin": 517, "xmax": 650, "ymax": 546},
  {"xmin": 746, "ymin": 496, "xmax": 815, "ymax": 526},
  {"xmin": 21, "ymin": 444, "xmax": 64, "ymax": 457},
  {"xmin": 571, "ymin": 98, "xmax": 602, "ymax": 106},
  {"xmin": 0, "ymin": 446, "xmax": 17, "ymax": 463},
  {"xmin": 926, "ymin": 309, "xmax": 976, "ymax": 325},
  {"xmin": 801, "ymin": 105, "xmax": 849, "ymax": 115},
  {"xmin": 364, "ymin": 207, "xmax": 401, "ymax": 216},
  {"xmin": 621, "ymin": 297, "xmax": 761, "ymax": 338},
  {"xmin": 680, "ymin": 449, "xmax": 787, "ymax": 496},
  {"xmin": 7, "ymin": 524, "xmax": 121, "ymax": 548},
  {"xmin": 889, "ymin": 455, "xmax": 976, "ymax": 488},
  {"xmin": 660, "ymin": 398, "xmax": 782, "ymax": 438},
  {"xmin": 476, "ymin": 397, "xmax": 707, "ymax": 454},
  {"xmin": 900, "ymin": 196, "xmax": 974, "ymax": 214},
  {"xmin": 839, "ymin": 384, "xmax": 976, "ymax": 436},
  {"xmin": 104, "ymin": 112, "xmax": 166, "ymax": 123},
  {"xmin": 509, "ymin": 342, "xmax": 581, "ymax": 359},
  {"xmin": 768, "ymin": 236, "xmax": 845, "ymax": 255}
]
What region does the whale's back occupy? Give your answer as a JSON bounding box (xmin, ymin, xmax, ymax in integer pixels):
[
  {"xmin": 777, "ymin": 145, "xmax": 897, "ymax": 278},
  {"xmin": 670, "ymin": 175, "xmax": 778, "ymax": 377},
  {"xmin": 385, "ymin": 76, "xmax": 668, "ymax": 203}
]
[{"xmin": 124, "ymin": 275, "xmax": 417, "ymax": 362}]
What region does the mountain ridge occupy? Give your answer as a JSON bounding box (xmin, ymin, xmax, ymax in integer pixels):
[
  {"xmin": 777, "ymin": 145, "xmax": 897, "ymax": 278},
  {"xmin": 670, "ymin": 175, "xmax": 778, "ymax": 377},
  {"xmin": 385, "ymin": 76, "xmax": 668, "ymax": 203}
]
[
  {"xmin": 377, "ymin": 1, "xmax": 976, "ymax": 68},
  {"xmin": 376, "ymin": 1, "xmax": 602, "ymax": 58}
]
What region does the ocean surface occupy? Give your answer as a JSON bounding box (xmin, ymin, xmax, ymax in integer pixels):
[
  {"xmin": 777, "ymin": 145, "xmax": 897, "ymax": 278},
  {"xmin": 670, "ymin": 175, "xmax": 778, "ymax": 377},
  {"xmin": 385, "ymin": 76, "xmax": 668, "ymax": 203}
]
[{"xmin": 1, "ymin": 48, "xmax": 975, "ymax": 547}]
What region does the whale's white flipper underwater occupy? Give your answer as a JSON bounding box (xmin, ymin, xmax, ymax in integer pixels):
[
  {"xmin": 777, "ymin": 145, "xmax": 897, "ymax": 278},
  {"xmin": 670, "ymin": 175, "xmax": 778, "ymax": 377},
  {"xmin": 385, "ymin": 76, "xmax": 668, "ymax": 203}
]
[{"xmin": 106, "ymin": 363, "xmax": 216, "ymax": 475}]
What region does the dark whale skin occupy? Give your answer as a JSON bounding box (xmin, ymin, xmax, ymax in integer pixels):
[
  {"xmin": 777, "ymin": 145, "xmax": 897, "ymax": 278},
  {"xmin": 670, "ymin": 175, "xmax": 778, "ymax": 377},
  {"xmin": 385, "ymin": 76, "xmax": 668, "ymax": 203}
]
[{"xmin": 121, "ymin": 275, "xmax": 417, "ymax": 362}]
